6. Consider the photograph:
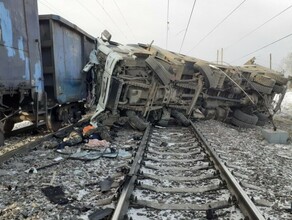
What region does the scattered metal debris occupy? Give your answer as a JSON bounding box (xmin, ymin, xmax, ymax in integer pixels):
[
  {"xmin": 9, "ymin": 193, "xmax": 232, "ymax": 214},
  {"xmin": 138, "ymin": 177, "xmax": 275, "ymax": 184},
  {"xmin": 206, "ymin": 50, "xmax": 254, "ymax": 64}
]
[
  {"xmin": 41, "ymin": 186, "xmax": 69, "ymax": 205},
  {"xmin": 0, "ymin": 118, "xmax": 142, "ymax": 219}
]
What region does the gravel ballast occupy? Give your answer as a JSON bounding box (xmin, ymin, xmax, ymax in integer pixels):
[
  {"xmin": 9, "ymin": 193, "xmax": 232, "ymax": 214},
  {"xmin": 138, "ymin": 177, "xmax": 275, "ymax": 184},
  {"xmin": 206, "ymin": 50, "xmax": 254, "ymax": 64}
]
[{"xmin": 196, "ymin": 119, "xmax": 292, "ymax": 220}]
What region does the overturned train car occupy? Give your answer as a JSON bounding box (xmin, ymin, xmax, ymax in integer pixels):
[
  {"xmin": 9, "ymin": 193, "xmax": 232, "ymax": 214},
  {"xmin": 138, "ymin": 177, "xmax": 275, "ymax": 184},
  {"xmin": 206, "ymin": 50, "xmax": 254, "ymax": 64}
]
[
  {"xmin": 0, "ymin": 0, "xmax": 95, "ymax": 144},
  {"xmin": 87, "ymin": 34, "xmax": 288, "ymax": 129}
]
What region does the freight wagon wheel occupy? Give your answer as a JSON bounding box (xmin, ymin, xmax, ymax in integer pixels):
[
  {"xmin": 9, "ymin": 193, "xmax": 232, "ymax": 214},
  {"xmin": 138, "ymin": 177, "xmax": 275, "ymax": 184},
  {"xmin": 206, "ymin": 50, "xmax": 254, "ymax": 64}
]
[
  {"xmin": 3, "ymin": 119, "xmax": 15, "ymax": 133},
  {"xmin": 47, "ymin": 108, "xmax": 62, "ymax": 132}
]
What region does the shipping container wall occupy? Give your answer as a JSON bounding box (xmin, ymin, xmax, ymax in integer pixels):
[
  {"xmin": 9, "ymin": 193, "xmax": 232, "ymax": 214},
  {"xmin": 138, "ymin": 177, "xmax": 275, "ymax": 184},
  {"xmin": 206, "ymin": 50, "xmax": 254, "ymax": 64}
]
[
  {"xmin": 39, "ymin": 15, "xmax": 95, "ymax": 106},
  {"xmin": 0, "ymin": 0, "xmax": 43, "ymax": 99}
]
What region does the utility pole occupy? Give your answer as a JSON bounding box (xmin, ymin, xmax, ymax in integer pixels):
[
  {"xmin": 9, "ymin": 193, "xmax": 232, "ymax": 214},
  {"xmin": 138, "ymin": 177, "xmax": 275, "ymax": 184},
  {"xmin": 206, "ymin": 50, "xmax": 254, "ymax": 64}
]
[
  {"xmin": 269, "ymin": 53, "xmax": 272, "ymax": 69},
  {"xmin": 221, "ymin": 48, "xmax": 223, "ymax": 65},
  {"xmin": 217, "ymin": 49, "xmax": 219, "ymax": 64}
]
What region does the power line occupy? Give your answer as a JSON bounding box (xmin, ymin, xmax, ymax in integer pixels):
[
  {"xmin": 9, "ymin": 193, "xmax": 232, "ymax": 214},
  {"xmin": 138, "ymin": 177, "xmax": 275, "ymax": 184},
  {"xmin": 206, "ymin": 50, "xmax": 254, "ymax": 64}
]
[
  {"xmin": 179, "ymin": 0, "xmax": 197, "ymax": 53},
  {"xmin": 176, "ymin": 28, "xmax": 186, "ymax": 36},
  {"xmin": 188, "ymin": 0, "xmax": 248, "ymax": 53},
  {"xmin": 95, "ymin": 0, "xmax": 128, "ymax": 40},
  {"xmin": 39, "ymin": 0, "xmax": 62, "ymax": 15},
  {"xmin": 75, "ymin": 0, "xmax": 105, "ymax": 31},
  {"xmin": 166, "ymin": 0, "xmax": 170, "ymax": 49},
  {"xmin": 232, "ymin": 32, "xmax": 292, "ymax": 62},
  {"xmin": 112, "ymin": 0, "xmax": 136, "ymax": 41},
  {"xmin": 226, "ymin": 4, "xmax": 292, "ymax": 49}
]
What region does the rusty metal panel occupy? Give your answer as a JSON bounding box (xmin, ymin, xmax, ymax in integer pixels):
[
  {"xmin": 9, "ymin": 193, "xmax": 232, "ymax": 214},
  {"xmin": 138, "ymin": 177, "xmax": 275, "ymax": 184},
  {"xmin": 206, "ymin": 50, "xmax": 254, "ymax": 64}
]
[
  {"xmin": 39, "ymin": 15, "xmax": 95, "ymax": 105},
  {"xmin": 0, "ymin": 0, "xmax": 43, "ymax": 98}
]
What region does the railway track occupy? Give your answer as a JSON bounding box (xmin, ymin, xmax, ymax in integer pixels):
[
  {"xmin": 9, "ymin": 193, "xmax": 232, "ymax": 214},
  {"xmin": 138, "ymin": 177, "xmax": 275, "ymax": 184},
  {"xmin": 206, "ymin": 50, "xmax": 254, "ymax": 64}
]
[
  {"xmin": 112, "ymin": 122, "xmax": 265, "ymax": 220},
  {"xmin": 1, "ymin": 118, "xmax": 274, "ymax": 219},
  {"xmin": 195, "ymin": 119, "xmax": 292, "ymax": 220}
]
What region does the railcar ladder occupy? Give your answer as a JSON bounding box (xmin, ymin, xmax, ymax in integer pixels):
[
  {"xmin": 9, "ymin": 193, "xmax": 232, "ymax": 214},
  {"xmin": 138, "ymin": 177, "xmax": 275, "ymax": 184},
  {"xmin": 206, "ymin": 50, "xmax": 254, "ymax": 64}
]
[{"xmin": 34, "ymin": 92, "xmax": 48, "ymax": 128}]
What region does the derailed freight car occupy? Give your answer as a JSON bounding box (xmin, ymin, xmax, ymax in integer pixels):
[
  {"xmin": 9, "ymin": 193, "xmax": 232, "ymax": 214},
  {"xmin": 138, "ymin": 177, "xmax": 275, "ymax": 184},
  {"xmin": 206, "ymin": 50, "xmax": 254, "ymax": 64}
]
[
  {"xmin": 86, "ymin": 32, "xmax": 288, "ymax": 129},
  {"xmin": 39, "ymin": 15, "xmax": 95, "ymax": 131},
  {"xmin": 0, "ymin": 0, "xmax": 95, "ymax": 145},
  {"xmin": 0, "ymin": 0, "xmax": 43, "ymax": 144}
]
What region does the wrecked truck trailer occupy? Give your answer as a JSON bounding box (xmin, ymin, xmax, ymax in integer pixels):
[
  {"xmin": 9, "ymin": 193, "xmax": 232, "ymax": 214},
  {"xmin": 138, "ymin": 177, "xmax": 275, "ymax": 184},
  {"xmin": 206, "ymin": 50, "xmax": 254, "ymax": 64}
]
[{"xmin": 85, "ymin": 34, "xmax": 288, "ymax": 129}]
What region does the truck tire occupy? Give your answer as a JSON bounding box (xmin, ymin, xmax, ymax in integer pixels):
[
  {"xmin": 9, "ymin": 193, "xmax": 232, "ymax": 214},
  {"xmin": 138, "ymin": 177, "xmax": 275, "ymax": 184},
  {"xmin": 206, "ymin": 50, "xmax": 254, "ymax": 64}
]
[
  {"xmin": 272, "ymin": 84, "xmax": 284, "ymax": 94},
  {"xmin": 116, "ymin": 117, "xmax": 129, "ymax": 126},
  {"xmin": 231, "ymin": 117, "xmax": 256, "ymax": 128},
  {"xmin": 171, "ymin": 110, "xmax": 190, "ymax": 126},
  {"xmin": 255, "ymin": 112, "xmax": 269, "ymax": 121},
  {"xmin": 233, "ymin": 109, "xmax": 258, "ymax": 125},
  {"xmin": 157, "ymin": 119, "xmax": 169, "ymax": 127},
  {"xmin": 255, "ymin": 112, "xmax": 269, "ymax": 126},
  {"xmin": 249, "ymin": 82, "xmax": 273, "ymax": 94},
  {"xmin": 256, "ymin": 120, "xmax": 265, "ymax": 126},
  {"xmin": 128, "ymin": 115, "xmax": 148, "ymax": 131},
  {"xmin": 253, "ymin": 75, "xmax": 276, "ymax": 87}
]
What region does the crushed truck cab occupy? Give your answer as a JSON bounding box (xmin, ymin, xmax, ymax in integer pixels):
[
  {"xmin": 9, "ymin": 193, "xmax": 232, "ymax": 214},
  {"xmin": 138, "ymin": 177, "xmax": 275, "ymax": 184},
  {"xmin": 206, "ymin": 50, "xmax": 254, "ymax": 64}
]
[{"xmin": 85, "ymin": 33, "xmax": 289, "ymax": 129}]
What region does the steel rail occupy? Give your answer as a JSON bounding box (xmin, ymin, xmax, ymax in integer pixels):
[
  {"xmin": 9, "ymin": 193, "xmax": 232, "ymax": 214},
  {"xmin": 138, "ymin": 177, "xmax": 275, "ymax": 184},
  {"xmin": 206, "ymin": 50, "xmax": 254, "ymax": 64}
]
[
  {"xmin": 112, "ymin": 125, "xmax": 151, "ymax": 220},
  {"xmin": 0, "ymin": 117, "xmax": 90, "ymax": 164},
  {"xmin": 190, "ymin": 121, "xmax": 265, "ymax": 220}
]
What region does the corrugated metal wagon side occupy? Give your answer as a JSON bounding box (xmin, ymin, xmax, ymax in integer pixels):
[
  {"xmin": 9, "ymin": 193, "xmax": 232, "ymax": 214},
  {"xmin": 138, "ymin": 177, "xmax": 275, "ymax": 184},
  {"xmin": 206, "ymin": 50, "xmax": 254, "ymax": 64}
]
[
  {"xmin": 39, "ymin": 15, "xmax": 95, "ymax": 106},
  {"xmin": 39, "ymin": 15, "xmax": 95, "ymax": 131},
  {"xmin": 0, "ymin": 0, "xmax": 43, "ymax": 144}
]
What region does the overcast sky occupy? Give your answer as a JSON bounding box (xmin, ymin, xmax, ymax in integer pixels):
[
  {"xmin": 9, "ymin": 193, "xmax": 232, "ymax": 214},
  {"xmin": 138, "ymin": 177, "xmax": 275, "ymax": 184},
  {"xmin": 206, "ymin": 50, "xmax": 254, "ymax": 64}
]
[{"xmin": 38, "ymin": 0, "xmax": 292, "ymax": 71}]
